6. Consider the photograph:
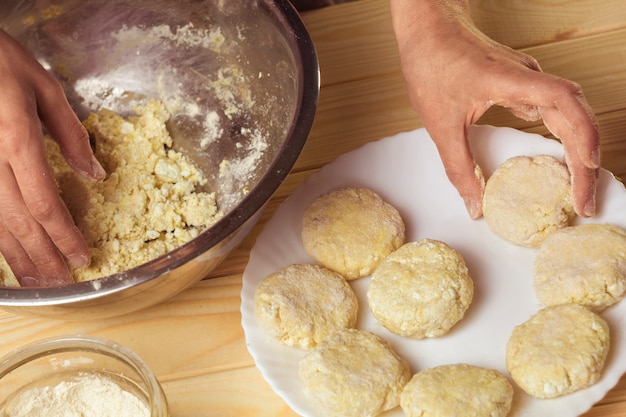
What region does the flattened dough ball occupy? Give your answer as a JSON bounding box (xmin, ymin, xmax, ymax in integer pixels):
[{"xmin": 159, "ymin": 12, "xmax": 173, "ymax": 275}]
[
  {"xmin": 506, "ymin": 304, "xmax": 610, "ymax": 399},
  {"xmin": 367, "ymin": 239, "xmax": 474, "ymax": 339},
  {"xmin": 482, "ymin": 155, "xmax": 576, "ymax": 248},
  {"xmin": 400, "ymin": 364, "xmax": 514, "ymax": 417},
  {"xmin": 302, "ymin": 187, "xmax": 405, "ymax": 280},
  {"xmin": 254, "ymin": 264, "xmax": 358, "ymax": 349},
  {"xmin": 299, "ymin": 328, "xmax": 411, "ymax": 417},
  {"xmin": 535, "ymin": 223, "xmax": 626, "ymax": 311}
]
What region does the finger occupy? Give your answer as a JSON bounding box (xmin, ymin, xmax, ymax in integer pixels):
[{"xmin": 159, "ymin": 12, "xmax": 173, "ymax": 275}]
[
  {"xmin": 490, "ymin": 41, "xmax": 543, "ymax": 73},
  {"xmin": 13, "ymin": 161, "xmax": 90, "ymax": 270},
  {"xmin": 426, "ymin": 122, "xmax": 485, "ymax": 219},
  {"xmin": 569, "ymin": 159, "xmax": 598, "ymax": 218},
  {"xmin": 541, "ymin": 106, "xmax": 599, "ymax": 217},
  {"xmin": 490, "ymin": 69, "xmax": 600, "ymax": 216},
  {"xmin": 543, "ymin": 83, "xmax": 600, "ymax": 169},
  {"xmin": 6, "ymin": 125, "xmax": 90, "ymax": 269},
  {"xmin": 34, "ymin": 74, "xmax": 106, "ymax": 182},
  {"xmin": 496, "ymin": 71, "xmax": 600, "ymax": 169},
  {"xmin": 513, "ymin": 48, "xmax": 542, "ymax": 72},
  {"xmin": 0, "ymin": 219, "xmax": 43, "ymax": 287},
  {"xmin": 0, "ymin": 161, "xmax": 74, "ymax": 286}
]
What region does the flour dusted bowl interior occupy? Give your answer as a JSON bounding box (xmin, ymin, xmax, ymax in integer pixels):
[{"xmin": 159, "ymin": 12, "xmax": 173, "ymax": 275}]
[{"xmin": 0, "ymin": 0, "xmax": 318, "ymax": 318}]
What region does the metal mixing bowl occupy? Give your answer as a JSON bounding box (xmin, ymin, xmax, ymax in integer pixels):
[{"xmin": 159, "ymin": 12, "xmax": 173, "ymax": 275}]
[{"xmin": 0, "ymin": 0, "xmax": 319, "ymax": 319}]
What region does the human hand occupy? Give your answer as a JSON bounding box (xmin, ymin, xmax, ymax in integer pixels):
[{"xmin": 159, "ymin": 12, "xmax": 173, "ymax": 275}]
[
  {"xmin": 0, "ymin": 29, "xmax": 105, "ymax": 287},
  {"xmin": 389, "ymin": 0, "xmax": 600, "ymax": 219}
]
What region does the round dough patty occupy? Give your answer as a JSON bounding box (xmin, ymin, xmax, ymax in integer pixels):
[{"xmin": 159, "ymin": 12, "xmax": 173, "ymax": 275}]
[
  {"xmin": 400, "ymin": 364, "xmax": 513, "ymax": 417},
  {"xmin": 482, "ymin": 155, "xmax": 575, "ymax": 248},
  {"xmin": 254, "ymin": 264, "xmax": 358, "ymax": 349},
  {"xmin": 367, "ymin": 239, "xmax": 473, "ymax": 339},
  {"xmin": 506, "ymin": 304, "xmax": 610, "ymax": 399},
  {"xmin": 299, "ymin": 328, "xmax": 411, "ymax": 417},
  {"xmin": 302, "ymin": 187, "xmax": 405, "ymax": 280},
  {"xmin": 535, "ymin": 223, "xmax": 626, "ymax": 311}
]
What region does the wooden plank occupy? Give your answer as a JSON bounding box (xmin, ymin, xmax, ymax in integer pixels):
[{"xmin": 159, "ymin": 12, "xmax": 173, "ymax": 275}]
[
  {"xmin": 303, "ymin": 0, "xmax": 626, "ymax": 86},
  {"xmin": 0, "ymin": 277, "xmax": 248, "ymax": 375},
  {"xmin": 596, "ymin": 111, "xmax": 626, "ymax": 181},
  {"xmin": 471, "ymin": 0, "xmax": 626, "ymax": 49},
  {"xmin": 301, "ymin": 0, "xmax": 398, "ymax": 86},
  {"xmin": 162, "ymin": 366, "xmax": 298, "ymax": 417}
]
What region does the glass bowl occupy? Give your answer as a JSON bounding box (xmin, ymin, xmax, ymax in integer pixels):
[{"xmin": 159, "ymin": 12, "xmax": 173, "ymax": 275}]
[{"xmin": 0, "ymin": 335, "xmax": 168, "ymax": 417}]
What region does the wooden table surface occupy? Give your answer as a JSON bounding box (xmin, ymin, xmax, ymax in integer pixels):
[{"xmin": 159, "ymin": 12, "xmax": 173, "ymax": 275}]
[{"xmin": 1, "ymin": 1, "xmax": 625, "ymax": 416}]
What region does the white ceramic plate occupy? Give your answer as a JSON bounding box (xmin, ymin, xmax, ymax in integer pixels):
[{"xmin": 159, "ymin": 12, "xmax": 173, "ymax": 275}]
[{"xmin": 241, "ymin": 125, "xmax": 626, "ymax": 417}]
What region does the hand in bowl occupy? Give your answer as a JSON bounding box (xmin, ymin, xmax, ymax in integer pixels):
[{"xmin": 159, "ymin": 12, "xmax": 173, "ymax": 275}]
[
  {"xmin": 0, "ymin": 29, "xmax": 105, "ymax": 287},
  {"xmin": 390, "ymin": 0, "xmax": 600, "ymax": 219}
]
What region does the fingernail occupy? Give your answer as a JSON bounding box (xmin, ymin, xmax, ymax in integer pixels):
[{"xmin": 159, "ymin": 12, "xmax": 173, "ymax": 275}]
[
  {"xmin": 91, "ymin": 156, "xmax": 106, "ymax": 181},
  {"xmin": 584, "ymin": 197, "xmax": 596, "ymax": 217},
  {"xmin": 464, "ymin": 197, "xmax": 483, "ymax": 220},
  {"xmin": 48, "ymin": 277, "xmax": 73, "ymax": 287},
  {"xmin": 68, "ymin": 253, "xmax": 89, "ymax": 269},
  {"xmin": 20, "ymin": 276, "xmax": 39, "ymax": 287},
  {"xmin": 590, "ymin": 148, "xmax": 601, "ymax": 168}
]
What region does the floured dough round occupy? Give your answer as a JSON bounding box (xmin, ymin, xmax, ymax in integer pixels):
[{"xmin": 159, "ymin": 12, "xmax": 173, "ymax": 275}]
[
  {"xmin": 367, "ymin": 239, "xmax": 473, "ymax": 339},
  {"xmin": 482, "ymin": 155, "xmax": 575, "ymax": 248},
  {"xmin": 400, "ymin": 364, "xmax": 514, "ymax": 417},
  {"xmin": 535, "ymin": 223, "xmax": 626, "ymax": 311},
  {"xmin": 301, "ymin": 187, "xmax": 405, "ymax": 280},
  {"xmin": 299, "ymin": 328, "xmax": 411, "ymax": 417},
  {"xmin": 506, "ymin": 304, "xmax": 610, "ymax": 399},
  {"xmin": 254, "ymin": 264, "xmax": 358, "ymax": 349}
]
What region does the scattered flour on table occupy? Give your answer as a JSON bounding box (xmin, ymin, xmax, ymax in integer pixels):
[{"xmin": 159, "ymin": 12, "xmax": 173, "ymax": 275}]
[{"xmin": 3, "ymin": 373, "xmax": 149, "ymax": 417}]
